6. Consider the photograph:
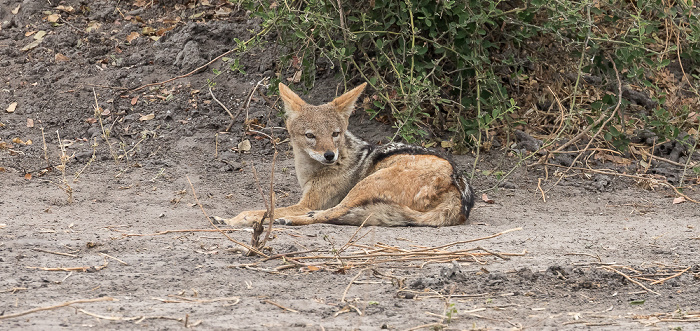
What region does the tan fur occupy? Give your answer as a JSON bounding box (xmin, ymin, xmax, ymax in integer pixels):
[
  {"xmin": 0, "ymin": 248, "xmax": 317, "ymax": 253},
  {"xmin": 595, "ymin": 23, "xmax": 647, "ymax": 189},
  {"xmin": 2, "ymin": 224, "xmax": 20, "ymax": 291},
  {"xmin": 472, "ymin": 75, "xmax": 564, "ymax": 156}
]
[{"xmin": 217, "ymin": 83, "xmax": 472, "ymax": 227}]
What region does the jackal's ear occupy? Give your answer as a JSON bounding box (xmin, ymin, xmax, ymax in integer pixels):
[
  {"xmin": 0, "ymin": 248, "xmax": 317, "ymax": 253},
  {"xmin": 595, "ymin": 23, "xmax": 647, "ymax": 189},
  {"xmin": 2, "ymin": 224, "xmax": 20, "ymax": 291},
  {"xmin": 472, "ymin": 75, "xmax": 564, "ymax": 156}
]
[
  {"xmin": 278, "ymin": 83, "xmax": 306, "ymax": 116},
  {"xmin": 332, "ymin": 83, "xmax": 367, "ymax": 117}
]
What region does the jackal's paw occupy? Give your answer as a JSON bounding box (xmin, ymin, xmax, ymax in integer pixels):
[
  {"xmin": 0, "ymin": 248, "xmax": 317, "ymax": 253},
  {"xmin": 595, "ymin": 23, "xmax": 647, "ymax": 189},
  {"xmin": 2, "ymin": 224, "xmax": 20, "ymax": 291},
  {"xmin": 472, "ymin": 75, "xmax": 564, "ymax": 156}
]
[
  {"xmin": 211, "ymin": 216, "xmax": 228, "ymax": 225},
  {"xmin": 273, "ymin": 218, "xmax": 292, "ymax": 226},
  {"xmin": 273, "ymin": 214, "xmax": 314, "ymax": 226},
  {"xmin": 215, "ymin": 210, "xmax": 266, "ymax": 227}
]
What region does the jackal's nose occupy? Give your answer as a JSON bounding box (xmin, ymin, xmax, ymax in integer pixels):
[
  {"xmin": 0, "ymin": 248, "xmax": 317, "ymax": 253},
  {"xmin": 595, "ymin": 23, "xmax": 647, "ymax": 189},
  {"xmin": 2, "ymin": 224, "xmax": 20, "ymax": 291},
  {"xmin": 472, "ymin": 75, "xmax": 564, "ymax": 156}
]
[{"xmin": 323, "ymin": 151, "xmax": 335, "ymax": 161}]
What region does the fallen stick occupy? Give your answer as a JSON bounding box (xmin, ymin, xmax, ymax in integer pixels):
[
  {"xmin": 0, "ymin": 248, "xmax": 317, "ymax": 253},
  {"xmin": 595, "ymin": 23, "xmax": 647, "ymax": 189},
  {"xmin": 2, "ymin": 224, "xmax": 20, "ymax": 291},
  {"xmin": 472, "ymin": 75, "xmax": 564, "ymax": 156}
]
[
  {"xmin": 0, "ymin": 287, "xmax": 28, "ymax": 294},
  {"xmin": 633, "ymin": 146, "xmax": 698, "ymax": 168},
  {"xmin": 32, "ymin": 248, "xmax": 78, "ymax": 258},
  {"xmin": 650, "ymin": 266, "xmax": 692, "ymax": 285},
  {"xmin": 341, "ymin": 268, "xmax": 367, "ymax": 303},
  {"xmin": 406, "ymin": 323, "xmax": 448, "ymax": 331},
  {"xmin": 99, "ymin": 253, "xmax": 128, "ymax": 266},
  {"xmin": 122, "ymin": 228, "xmax": 248, "ymax": 237},
  {"xmin": 26, "ymin": 259, "xmax": 108, "ymax": 272},
  {"xmin": 292, "ymin": 248, "xmax": 520, "ymax": 260},
  {"xmin": 209, "ymin": 86, "xmax": 235, "ymax": 120},
  {"xmin": 537, "ymin": 178, "xmax": 547, "ymax": 202},
  {"xmin": 152, "ymin": 296, "xmax": 240, "ymax": 305},
  {"xmin": 261, "ymin": 249, "xmax": 319, "ymax": 262},
  {"xmin": 262, "ymin": 299, "xmax": 298, "ymax": 313},
  {"xmin": 0, "ymin": 297, "xmax": 116, "ymax": 320},
  {"xmin": 411, "ymin": 227, "xmax": 523, "ymax": 253},
  {"xmin": 78, "ymin": 309, "xmax": 201, "ymax": 326},
  {"xmin": 602, "ymin": 266, "xmax": 660, "ymax": 296}
]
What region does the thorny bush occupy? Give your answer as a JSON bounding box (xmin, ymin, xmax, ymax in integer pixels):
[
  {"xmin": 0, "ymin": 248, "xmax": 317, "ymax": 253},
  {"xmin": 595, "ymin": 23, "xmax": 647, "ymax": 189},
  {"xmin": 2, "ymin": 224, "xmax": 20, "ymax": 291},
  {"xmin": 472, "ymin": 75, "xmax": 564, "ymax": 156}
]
[{"xmin": 239, "ymin": 0, "xmax": 700, "ymax": 167}]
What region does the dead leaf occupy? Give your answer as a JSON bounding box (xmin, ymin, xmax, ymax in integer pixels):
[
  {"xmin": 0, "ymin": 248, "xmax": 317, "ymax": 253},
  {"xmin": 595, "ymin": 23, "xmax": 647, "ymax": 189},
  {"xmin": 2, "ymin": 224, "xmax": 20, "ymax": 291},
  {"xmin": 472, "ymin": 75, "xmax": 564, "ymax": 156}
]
[
  {"xmin": 156, "ymin": 26, "xmax": 175, "ymax": 36},
  {"xmin": 689, "ymin": 112, "xmax": 698, "ymax": 123},
  {"xmin": 25, "ymin": 31, "xmax": 37, "ymax": 37},
  {"xmin": 34, "ymin": 31, "xmax": 47, "ymax": 40},
  {"xmin": 594, "ymin": 152, "xmax": 631, "ymax": 165},
  {"xmin": 0, "ymin": 167, "xmax": 5, "ymax": 172},
  {"xmin": 56, "ymin": 5, "xmax": 74, "ymax": 12},
  {"xmin": 441, "ymin": 140, "xmax": 454, "ymax": 148},
  {"xmin": 131, "ymin": 95, "xmax": 139, "ymax": 105},
  {"xmin": 142, "ymin": 26, "xmax": 156, "ymax": 35},
  {"xmin": 24, "ymin": 173, "xmax": 32, "ymax": 180},
  {"xmin": 189, "ymin": 12, "xmax": 205, "ymax": 19},
  {"xmin": 86, "ymin": 22, "xmax": 101, "ymax": 33},
  {"xmin": 47, "ymin": 13, "xmax": 60, "ymax": 23},
  {"xmin": 126, "ymin": 31, "xmax": 140, "ymax": 43},
  {"xmin": 287, "ymin": 70, "xmax": 302, "ymax": 83},
  {"xmin": 238, "ymin": 139, "xmax": 251, "ymax": 152},
  {"xmin": 673, "ymin": 196, "xmax": 686, "ymax": 204},
  {"xmin": 21, "ymin": 30, "xmax": 45, "ymax": 51},
  {"xmin": 85, "ymin": 118, "xmax": 97, "ymax": 124},
  {"xmin": 7, "ymin": 102, "xmax": 17, "ymax": 113},
  {"xmin": 11, "ymin": 4, "xmax": 20, "ymax": 15},
  {"xmin": 26, "ymin": 118, "xmax": 34, "ymax": 127},
  {"xmin": 55, "ymin": 53, "xmax": 70, "ymax": 62},
  {"xmin": 215, "ymin": 7, "xmax": 233, "ymax": 16},
  {"xmin": 481, "ymin": 193, "xmax": 495, "ymax": 204},
  {"xmin": 22, "ymin": 39, "xmax": 43, "ymax": 50},
  {"xmin": 139, "ymin": 113, "xmax": 155, "ymax": 121},
  {"xmin": 306, "ymin": 265, "xmax": 321, "ymax": 272}
]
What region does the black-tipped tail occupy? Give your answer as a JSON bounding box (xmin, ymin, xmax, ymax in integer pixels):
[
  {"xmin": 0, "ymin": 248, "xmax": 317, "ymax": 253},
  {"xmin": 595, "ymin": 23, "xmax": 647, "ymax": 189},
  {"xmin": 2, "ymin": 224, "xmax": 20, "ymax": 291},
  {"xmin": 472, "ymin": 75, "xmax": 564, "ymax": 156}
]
[{"xmin": 453, "ymin": 175, "xmax": 475, "ymax": 221}]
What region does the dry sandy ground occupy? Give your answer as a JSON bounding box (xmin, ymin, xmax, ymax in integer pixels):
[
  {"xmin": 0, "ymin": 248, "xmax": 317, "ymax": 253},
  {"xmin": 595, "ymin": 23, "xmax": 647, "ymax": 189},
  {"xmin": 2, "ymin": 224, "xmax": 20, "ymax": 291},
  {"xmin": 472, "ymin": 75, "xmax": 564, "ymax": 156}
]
[{"xmin": 1, "ymin": 1, "xmax": 699, "ymax": 330}]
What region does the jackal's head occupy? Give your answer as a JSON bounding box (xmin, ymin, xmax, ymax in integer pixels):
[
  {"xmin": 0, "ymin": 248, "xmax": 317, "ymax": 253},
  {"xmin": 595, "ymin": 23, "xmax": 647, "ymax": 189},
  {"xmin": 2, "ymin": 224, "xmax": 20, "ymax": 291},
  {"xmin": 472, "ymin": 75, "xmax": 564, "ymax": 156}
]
[{"xmin": 279, "ymin": 82, "xmax": 367, "ymax": 165}]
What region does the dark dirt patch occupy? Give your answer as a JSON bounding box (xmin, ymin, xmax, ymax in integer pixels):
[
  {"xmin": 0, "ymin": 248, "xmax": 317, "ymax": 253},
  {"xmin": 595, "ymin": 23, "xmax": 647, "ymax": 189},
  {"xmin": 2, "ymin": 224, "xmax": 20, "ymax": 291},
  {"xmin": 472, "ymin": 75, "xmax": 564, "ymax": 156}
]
[{"xmin": 1, "ymin": 1, "xmax": 699, "ymax": 330}]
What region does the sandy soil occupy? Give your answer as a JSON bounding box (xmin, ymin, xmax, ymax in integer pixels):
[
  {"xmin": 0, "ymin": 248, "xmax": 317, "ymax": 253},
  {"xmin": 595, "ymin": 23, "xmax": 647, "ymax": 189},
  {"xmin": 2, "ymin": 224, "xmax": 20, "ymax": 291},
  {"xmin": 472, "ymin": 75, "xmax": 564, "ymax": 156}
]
[{"xmin": 1, "ymin": 1, "xmax": 699, "ymax": 330}]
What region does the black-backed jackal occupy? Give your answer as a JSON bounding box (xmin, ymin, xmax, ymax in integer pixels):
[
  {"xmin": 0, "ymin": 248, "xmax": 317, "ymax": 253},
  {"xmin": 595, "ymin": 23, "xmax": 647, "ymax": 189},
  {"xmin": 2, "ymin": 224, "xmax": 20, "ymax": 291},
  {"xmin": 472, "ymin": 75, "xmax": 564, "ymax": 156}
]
[{"xmin": 217, "ymin": 83, "xmax": 474, "ymax": 226}]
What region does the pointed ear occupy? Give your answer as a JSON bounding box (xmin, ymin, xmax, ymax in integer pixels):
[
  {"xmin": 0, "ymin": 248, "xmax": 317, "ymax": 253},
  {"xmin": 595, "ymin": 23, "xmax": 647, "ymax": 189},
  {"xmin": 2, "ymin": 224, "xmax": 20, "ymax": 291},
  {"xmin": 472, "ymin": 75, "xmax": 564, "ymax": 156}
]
[
  {"xmin": 278, "ymin": 83, "xmax": 307, "ymax": 116},
  {"xmin": 332, "ymin": 83, "xmax": 367, "ymax": 117}
]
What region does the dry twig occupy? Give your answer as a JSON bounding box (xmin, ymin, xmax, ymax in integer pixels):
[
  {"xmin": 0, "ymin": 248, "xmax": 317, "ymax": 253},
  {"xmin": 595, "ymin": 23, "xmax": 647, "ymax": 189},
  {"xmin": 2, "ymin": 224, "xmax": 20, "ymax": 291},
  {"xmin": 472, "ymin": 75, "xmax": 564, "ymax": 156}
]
[
  {"xmin": 0, "ymin": 297, "xmax": 115, "ymax": 320},
  {"xmin": 602, "ymin": 266, "xmax": 660, "ymax": 296},
  {"xmin": 650, "ymin": 266, "xmax": 692, "ymax": 285},
  {"xmin": 122, "ymin": 228, "xmax": 247, "ymax": 237},
  {"xmin": 26, "ymin": 258, "xmax": 108, "ymax": 272},
  {"xmin": 262, "ymin": 299, "xmax": 298, "ymax": 313},
  {"xmin": 32, "ymin": 248, "xmax": 78, "ymax": 258}
]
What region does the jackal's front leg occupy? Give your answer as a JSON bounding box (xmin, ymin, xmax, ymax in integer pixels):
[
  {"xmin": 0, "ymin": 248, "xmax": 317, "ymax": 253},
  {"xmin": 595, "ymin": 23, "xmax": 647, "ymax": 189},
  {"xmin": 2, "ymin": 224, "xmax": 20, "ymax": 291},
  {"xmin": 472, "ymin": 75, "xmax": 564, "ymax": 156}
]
[{"xmin": 214, "ymin": 204, "xmax": 313, "ymax": 227}]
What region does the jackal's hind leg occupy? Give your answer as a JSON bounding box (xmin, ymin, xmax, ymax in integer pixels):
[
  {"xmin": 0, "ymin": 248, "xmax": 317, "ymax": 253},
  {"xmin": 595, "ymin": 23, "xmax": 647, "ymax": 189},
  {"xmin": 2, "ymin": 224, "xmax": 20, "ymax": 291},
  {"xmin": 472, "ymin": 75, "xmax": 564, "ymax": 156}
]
[{"xmin": 275, "ymin": 201, "xmax": 427, "ymax": 226}]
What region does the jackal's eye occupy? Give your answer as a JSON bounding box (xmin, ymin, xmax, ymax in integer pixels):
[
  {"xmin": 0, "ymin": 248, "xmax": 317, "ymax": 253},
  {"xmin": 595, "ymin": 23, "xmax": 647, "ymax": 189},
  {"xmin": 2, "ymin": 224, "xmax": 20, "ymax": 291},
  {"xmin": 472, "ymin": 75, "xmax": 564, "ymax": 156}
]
[
  {"xmin": 305, "ymin": 133, "xmax": 315, "ymax": 139},
  {"xmin": 332, "ymin": 131, "xmax": 340, "ymax": 138}
]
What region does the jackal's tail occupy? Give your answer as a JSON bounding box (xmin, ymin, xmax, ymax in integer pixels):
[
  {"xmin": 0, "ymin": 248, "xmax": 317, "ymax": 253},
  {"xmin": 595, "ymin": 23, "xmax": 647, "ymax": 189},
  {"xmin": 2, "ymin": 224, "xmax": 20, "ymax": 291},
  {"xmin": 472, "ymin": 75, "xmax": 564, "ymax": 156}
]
[{"xmin": 452, "ymin": 174, "xmax": 475, "ymax": 221}]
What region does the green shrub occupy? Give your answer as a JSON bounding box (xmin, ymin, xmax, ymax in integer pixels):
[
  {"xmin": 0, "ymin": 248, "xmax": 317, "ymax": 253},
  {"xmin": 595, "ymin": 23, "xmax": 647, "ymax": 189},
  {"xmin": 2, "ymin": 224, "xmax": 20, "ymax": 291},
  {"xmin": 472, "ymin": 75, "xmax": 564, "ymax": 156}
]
[{"xmin": 242, "ymin": 0, "xmax": 700, "ymax": 151}]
